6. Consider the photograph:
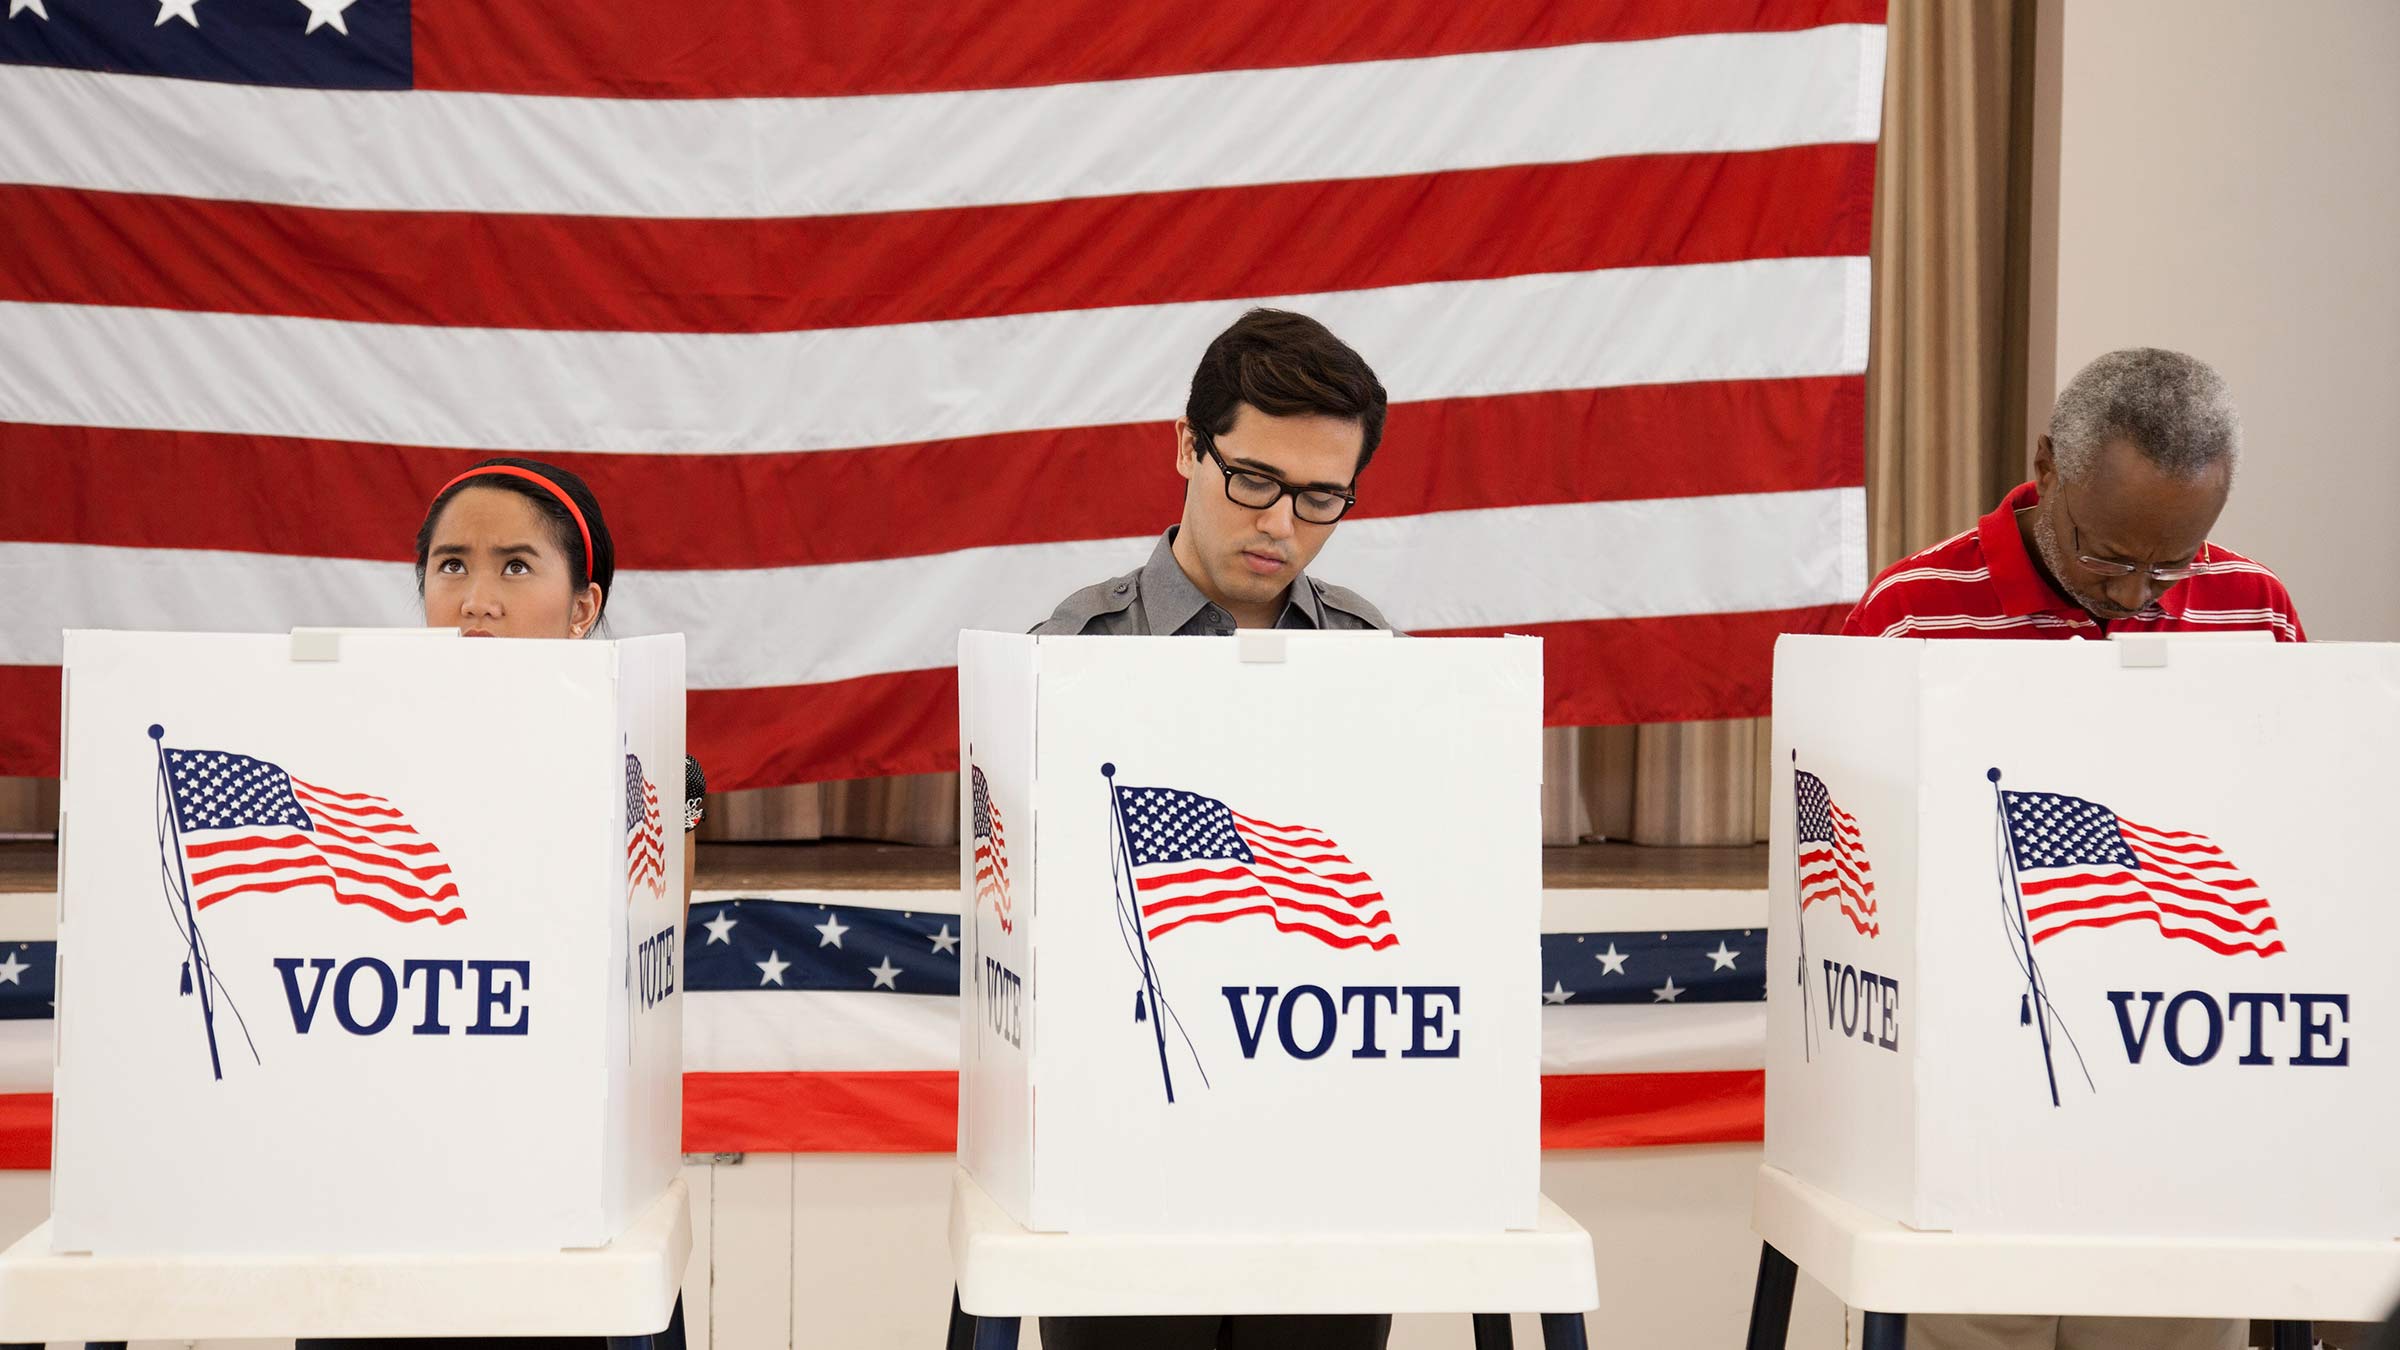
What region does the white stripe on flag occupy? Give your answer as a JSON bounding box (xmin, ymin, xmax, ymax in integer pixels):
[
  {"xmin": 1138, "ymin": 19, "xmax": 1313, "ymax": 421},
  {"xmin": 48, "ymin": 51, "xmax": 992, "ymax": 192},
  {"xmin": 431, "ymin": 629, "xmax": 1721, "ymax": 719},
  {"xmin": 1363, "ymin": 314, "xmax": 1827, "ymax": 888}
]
[
  {"xmin": 0, "ymin": 257, "xmax": 1870, "ymax": 455},
  {"xmin": 0, "ymin": 489, "xmax": 1864, "ymax": 682},
  {"xmin": 0, "ymin": 28, "xmax": 1886, "ymax": 218}
]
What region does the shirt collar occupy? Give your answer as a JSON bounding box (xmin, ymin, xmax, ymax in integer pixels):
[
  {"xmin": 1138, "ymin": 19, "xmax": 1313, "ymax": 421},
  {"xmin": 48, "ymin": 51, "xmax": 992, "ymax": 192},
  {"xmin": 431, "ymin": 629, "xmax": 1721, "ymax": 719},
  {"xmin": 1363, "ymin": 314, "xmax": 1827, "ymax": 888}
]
[
  {"xmin": 1148, "ymin": 527, "xmax": 1322, "ymax": 632},
  {"xmin": 1978, "ymin": 481, "xmax": 2082, "ymax": 618}
]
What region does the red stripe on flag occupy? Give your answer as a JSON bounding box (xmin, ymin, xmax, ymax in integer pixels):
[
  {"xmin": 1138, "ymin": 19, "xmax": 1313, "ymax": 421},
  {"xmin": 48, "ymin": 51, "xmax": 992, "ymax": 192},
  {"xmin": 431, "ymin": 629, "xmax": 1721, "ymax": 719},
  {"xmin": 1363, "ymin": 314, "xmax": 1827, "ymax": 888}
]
[
  {"xmin": 682, "ymin": 1072, "xmax": 959, "ymax": 1154},
  {"xmin": 1147, "ymin": 904, "xmax": 1401, "ymax": 949},
  {"xmin": 1432, "ymin": 603, "xmax": 1853, "ymax": 730},
  {"xmin": 691, "ymin": 669, "xmax": 962, "ymax": 788},
  {"xmin": 0, "ymin": 146, "xmax": 1873, "ymax": 334},
  {"xmin": 1539, "ymin": 1069, "xmax": 1762, "ymax": 1148},
  {"xmin": 0, "ymin": 1095, "xmax": 50, "ymax": 1169},
  {"xmin": 0, "ymin": 377, "xmax": 1864, "ymax": 570},
  {"xmin": 0, "ymin": 665, "xmax": 60, "ymax": 782},
  {"xmin": 409, "ymin": 0, "xmax": 1887, "ymax": 99}
]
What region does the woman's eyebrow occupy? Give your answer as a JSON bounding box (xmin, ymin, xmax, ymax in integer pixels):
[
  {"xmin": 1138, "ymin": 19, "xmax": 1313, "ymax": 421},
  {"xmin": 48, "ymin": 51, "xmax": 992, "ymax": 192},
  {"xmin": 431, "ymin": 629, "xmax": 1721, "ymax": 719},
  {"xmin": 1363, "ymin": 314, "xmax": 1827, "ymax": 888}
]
[{"xmin": 429, "ymin": 542, "xmax": 544, "ymax": 558}]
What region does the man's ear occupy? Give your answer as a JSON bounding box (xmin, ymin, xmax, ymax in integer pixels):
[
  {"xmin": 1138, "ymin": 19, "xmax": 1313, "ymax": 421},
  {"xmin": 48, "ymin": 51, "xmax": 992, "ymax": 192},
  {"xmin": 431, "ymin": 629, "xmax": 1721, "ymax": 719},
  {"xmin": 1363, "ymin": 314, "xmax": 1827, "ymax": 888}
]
[
  {"xmin": 2033, "ymin": 435, "xmax": 2058, "ymax": 495},
  {"xmin": 1174, "ymin": 419, "xmax": 1199, "ymax": 480}
]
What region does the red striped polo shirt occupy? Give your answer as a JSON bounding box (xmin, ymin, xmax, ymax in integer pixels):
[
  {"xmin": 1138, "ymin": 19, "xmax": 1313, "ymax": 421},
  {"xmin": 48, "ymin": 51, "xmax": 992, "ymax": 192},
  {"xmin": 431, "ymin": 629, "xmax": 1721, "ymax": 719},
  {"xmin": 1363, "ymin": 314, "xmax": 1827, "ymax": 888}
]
[{"xmin": 1841, "ymin": 481, "xmax": 2305, "ymax": 642}]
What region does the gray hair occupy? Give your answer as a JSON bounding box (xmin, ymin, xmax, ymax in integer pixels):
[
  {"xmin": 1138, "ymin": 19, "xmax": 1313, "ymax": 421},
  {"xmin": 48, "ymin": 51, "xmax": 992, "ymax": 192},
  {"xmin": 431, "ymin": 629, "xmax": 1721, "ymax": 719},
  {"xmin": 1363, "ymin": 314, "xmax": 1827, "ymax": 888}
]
[{"xmin": 2048, "ymin": 348, "xmax": 2240, "ymax": 482}]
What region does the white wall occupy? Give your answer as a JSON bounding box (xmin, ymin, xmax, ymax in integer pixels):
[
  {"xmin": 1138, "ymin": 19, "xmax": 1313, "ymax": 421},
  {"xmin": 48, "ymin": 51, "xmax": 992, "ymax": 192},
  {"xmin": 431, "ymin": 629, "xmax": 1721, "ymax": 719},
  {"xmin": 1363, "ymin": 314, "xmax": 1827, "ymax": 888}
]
[
  {"xmin": 0, "ymin": 1148, "xmax": 1852, "ymax": 1349},
  {"xmin": 2032, "ymin": 0, "xmax": 2400, "ymax": 641}
]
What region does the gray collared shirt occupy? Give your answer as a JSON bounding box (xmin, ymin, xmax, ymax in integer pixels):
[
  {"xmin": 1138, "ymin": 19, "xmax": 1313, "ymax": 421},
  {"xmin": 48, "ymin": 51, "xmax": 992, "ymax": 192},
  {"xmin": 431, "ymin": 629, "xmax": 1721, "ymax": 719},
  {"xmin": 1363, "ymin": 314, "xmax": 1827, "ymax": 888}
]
[{"xmin": 1032, "ymin": 529, "xmax": 1392, "ymax": 637}]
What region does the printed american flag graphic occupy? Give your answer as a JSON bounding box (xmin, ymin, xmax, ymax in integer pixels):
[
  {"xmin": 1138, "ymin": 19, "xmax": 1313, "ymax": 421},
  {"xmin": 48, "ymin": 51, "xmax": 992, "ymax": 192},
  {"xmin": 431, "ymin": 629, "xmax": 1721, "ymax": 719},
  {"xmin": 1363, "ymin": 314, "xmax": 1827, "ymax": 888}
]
[
  {"xmin": 970, "ymin": 765, "xmax": 1013, "ymax": 933},
  {"xmin": 2000, "ymin": 790, "xmax": 2283, "ymax": 957},
  {"xmin": 1794, "ymin": 769, "xmax": 1877, "ymax": 937},
  {"xmin": 163, "ymin": 745, "xmax": 465, "ymax": 925},
  {"xmin": 626, "ymin": 752, "xmax": 665, "ymax": 898},
  {"xmin": 0, "ymin": 3, "xmax": 1884, "ymax": 790},
  {"xmin": 1116, "ymin": 784, "xmax": 1394, "ymax": 951}
]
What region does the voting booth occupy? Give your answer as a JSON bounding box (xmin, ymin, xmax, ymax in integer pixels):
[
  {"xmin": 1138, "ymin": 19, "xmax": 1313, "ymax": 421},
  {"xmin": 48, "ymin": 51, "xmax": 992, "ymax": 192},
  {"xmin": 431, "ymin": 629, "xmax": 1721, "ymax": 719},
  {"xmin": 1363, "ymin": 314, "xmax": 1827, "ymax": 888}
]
[
  {"xmin": 1767, "ymin": 634, "xmax": 2399, "ymax": 1241},
  {"xmin": 49, "ymin": 630, "xmax": 687, "ymax": 1257},
  {"xmin": 956, "ymin": 632, "xmax": 1543, "ymax": 1236}
]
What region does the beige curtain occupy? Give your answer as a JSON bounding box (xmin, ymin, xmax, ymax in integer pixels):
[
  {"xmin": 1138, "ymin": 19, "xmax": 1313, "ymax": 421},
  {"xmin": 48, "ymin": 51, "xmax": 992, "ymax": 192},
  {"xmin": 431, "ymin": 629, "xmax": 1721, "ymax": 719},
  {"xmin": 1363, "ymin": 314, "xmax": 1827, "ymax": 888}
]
[{"xmin": 2, "ymin": 5, "xmax": 2037, "ymax": 849}]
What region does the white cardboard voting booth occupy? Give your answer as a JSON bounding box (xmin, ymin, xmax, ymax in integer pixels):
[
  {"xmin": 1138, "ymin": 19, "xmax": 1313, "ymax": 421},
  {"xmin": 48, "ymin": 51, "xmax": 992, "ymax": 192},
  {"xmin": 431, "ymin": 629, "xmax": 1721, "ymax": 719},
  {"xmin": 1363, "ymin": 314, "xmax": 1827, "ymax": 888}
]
[
  {"xmin": 50, "ymin": 630, "xmax": 686, "ymax": 1257},
  {"xmin": 1767, "ymin": 634, "xmax": 2400, "ymax": 1241},
  {"xmin": 957, "ymin": 632, "xmax": 1543, "ymax": 1236}
]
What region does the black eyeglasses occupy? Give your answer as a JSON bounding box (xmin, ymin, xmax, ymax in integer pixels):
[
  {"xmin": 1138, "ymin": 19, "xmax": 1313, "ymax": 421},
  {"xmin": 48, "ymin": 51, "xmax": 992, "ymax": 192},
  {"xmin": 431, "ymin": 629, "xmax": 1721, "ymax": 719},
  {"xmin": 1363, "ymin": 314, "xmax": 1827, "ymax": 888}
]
[{"xmin": 1194, "ymin": 433, "xmax": 1356, "ymax": 525}]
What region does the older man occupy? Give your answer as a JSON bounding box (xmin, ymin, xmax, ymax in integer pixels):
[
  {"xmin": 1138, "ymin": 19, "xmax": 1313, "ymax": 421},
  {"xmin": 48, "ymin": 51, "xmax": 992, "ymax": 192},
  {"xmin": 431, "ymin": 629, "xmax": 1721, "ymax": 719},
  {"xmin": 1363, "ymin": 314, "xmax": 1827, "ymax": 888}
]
[
  {"xmin": 1845, "ymin": 347, "xmax": 2301, "ymax": 645},
  {"xmin": 1844, "ymin": 347, "xmax": 2297, "ymax": 1350}
]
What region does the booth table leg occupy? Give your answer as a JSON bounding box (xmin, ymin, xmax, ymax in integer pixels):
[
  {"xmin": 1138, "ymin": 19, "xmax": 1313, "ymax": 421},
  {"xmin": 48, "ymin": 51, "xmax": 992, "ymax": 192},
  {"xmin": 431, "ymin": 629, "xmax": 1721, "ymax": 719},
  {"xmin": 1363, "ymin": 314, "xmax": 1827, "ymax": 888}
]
[
  {"xmin": 1472, "ymin": 1313, "xmax": 1515, "ymax": 1349},
  {"xmin": 1743, "ymin": 1244, "xmax": 1798, "ymax": 1350},
  {"xmin": 1860, "ymin": 1312, "xmax": 1907, "ymax": 1350},
  {"xmin": 2271, "ymin": 1321, "xmax": 2314, "ymax": 1350},
  {"xmin": 1538, "ymin": 1312, "xmax": 1589, "ymax": 1349},
  {"xmin": 606, "ymin": 1293, "xmax": 683, "ymax": 1350},
  {"xmin": 942, "ymin": 1286, "xmax": 1017, "ymax": 1350},
  {"xmin": 948, "ymin": 1288, "xmax": 974, "ymax": 1350}
]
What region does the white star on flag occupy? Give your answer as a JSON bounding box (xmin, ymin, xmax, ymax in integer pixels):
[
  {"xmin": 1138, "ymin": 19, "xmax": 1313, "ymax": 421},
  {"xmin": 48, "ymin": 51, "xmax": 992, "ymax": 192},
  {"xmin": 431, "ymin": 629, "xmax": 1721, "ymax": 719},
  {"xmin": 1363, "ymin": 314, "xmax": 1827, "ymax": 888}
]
[
  {"xmin": 295, "ymin": 0, "xmax": 354, "ymax": 34},
  {"xmin": 1542, "ymin": 981, "xmax": 1572, "ymax": 1005},
  {"xmin": 928, "ymin": 924, "xmax": 959, "ymax": 955},
  {"xmin": 154, "ymin": 0, "xmax": 199, "ymax": 27},
  {"xmin": 814, "ymin": 913, "xmax": 849, "ymax": 948},
  {"xmin": 0, "ymin": 953, "xmax": 24, "ymax": 985},
  {"xmin": 1595, "ymin": 943, "xmax": 1628, "ymax": 975},
  {"xmin": 1652, "ymin": 977, "xmax": 1684, "ymax": 1003},
  {"xmin": 1708, "ymin": 942, "xmax": 1740, "ymax": 971},
  {"xmin": 702, "ymin": 911, "xmax": 737, "ymax": 945},
  {"xmin": 755, "ymin": 951, "xmax": 790, "ymax": 986},
  {"xmin": 7, "ymin": 0, "xmax": 48, "ymax": 21},
  {"xmin": 868, "ymin": 957, "xmax": 901, "ymax": 989}
]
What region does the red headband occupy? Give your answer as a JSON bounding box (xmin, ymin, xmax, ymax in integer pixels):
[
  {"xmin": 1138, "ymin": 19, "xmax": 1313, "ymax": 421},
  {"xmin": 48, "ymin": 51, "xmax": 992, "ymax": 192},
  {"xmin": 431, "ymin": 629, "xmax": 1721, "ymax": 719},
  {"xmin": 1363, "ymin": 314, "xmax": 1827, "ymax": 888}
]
[{"xmin": 435, "ymin": 465, "xmax": 594, "ymax": 573}]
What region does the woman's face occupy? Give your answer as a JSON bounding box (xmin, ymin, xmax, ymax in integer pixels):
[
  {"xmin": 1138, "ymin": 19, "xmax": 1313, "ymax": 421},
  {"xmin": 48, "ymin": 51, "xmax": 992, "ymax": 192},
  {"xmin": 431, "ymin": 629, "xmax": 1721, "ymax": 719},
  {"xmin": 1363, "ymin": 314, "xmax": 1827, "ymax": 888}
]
[{"xmin": 420, "ymin": 486, "xmax": 602, "ymax": 639}]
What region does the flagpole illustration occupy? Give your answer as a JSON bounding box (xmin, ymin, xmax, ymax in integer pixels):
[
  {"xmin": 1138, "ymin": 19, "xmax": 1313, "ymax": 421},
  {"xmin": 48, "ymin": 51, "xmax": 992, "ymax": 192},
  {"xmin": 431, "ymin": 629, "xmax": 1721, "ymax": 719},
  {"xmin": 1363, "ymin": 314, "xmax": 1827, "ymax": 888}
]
[
  {"xmin": 1989, "ymin": 768, "xmax": 2060, "ymax": 1107},
  {"xmin": 1790, "ymin": 750, "xmax": 1815, "ymax": 1063},
  {"xmin": 152, "ymin": 724, "xmax": 224, "ymax": 1082},
  {"xmin": 1103, "ymin": 763, "xmax": 1175, "ymax": 1103}
]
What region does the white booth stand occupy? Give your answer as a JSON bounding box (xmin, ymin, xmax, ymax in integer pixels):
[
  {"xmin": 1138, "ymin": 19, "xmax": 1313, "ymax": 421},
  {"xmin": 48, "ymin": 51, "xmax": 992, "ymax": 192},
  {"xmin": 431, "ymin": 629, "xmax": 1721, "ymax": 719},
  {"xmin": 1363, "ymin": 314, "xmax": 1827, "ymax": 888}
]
[
  {"xmin": 946, "ymin": 632, "xmax": 1597, "ymax": 1348},
  {"xmin": 1748, "ymin": 635, "xmax": 2400, "ymax": 1349},
  {"xmin": 0, "ymin": 630, "xmax": 691, "ymax": 1346}
]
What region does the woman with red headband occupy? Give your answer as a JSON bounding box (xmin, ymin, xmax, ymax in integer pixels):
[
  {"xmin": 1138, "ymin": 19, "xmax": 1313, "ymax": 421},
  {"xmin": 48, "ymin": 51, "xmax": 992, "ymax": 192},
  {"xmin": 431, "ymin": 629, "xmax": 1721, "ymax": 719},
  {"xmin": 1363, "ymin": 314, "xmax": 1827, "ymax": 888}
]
[
  {"xmin": 413, "ymin": 456, "xmax": 705, "ymax": 895},
  {"xmin": 297, "ymin": 457, "xmax": 696, "ymax": 1350}
]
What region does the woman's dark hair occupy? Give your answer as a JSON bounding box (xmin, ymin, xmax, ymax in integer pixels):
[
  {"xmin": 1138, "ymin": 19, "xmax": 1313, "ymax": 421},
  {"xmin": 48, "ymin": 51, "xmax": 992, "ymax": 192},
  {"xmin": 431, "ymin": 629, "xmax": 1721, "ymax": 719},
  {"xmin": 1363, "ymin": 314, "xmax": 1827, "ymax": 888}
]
[
  {"xmin": 413, "ymin": 456, "xmax": 615, "ymax": 620},
  {"xmin": 1186, "ymin": 308, "xmax": 1389, "ymax": 476}
]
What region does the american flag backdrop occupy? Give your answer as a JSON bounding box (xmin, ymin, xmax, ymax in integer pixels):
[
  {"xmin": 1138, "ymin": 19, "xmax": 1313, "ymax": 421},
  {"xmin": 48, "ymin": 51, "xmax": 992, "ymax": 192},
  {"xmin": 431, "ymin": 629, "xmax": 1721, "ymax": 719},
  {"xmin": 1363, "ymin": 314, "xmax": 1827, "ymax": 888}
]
[
  {"xmin": 161, "ymin": 744, "xmax": 465, "ymax": 925},
  {"xmin": 0, "ymin": 2, "xmax": 1884, "ymax": 789},
  {"xmin": 1116, "ymin": 783, "xmax": 1396, "ymax": 951},
  {"xmin": 1999, "ymin": 789, "xmax": 2285, "ymax": 958}
]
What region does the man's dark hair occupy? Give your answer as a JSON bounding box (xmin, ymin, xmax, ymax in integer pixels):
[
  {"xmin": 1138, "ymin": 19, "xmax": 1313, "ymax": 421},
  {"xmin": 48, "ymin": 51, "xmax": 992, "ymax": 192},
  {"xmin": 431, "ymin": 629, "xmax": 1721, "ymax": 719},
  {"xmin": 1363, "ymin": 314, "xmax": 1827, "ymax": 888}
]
[{"xmin": 1185, "ymin": 308, "xmax": 1389, "ymax": 476}]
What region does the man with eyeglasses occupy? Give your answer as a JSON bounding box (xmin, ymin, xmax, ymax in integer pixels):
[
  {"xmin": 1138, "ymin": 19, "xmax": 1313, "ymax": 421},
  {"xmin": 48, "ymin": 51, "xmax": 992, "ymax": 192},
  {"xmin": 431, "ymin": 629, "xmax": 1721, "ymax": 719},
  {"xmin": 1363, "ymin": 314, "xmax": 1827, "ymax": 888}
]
[
  {"xmin": 1029, "ymin": 307, "xmax": 1393, "ymax": 1350},
  {"xmin": 1035, "ymin": 307, "xmax": 1392, "ymax": 642},
  {"xmin": 1844, "ymin": 347, "xmax": 2302, "ymax": 649},
  {"xmin": 1843, "ymin": 346, "xmax": 2299, "ymax": 1350}
]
